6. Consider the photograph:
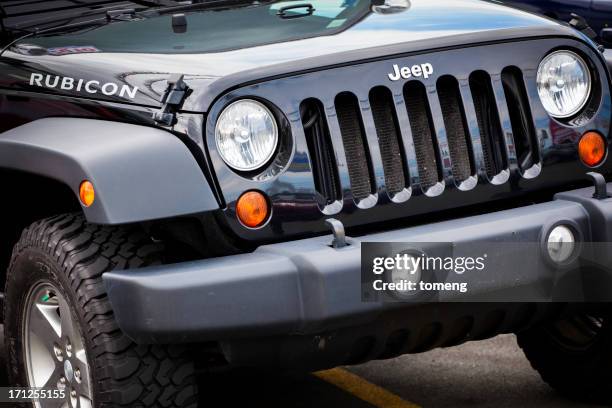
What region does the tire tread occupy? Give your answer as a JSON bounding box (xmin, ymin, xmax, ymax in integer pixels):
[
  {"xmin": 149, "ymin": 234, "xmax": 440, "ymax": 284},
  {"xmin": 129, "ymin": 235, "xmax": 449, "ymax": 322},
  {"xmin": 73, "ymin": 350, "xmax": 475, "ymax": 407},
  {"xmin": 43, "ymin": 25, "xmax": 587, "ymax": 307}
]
[{"xmin": 7, "ymin": 213, "xmax": 198, "ymax": 408}]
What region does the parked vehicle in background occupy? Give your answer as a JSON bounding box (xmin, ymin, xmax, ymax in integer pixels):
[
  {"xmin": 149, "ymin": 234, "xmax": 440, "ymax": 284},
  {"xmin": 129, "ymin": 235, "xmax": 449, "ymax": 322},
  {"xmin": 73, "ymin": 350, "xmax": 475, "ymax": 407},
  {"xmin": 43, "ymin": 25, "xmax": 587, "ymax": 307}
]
[{"xmin": 502, "ymin": 0, "xmax": 612, "ymax": 45}]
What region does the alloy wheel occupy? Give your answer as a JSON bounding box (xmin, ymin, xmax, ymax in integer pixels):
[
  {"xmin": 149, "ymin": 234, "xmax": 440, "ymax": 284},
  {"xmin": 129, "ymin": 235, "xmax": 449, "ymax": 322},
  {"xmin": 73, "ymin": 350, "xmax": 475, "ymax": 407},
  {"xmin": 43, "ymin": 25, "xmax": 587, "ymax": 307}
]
[{"xmin": 23, "ymin": 281, "xmax": 93, "ymax": 408}]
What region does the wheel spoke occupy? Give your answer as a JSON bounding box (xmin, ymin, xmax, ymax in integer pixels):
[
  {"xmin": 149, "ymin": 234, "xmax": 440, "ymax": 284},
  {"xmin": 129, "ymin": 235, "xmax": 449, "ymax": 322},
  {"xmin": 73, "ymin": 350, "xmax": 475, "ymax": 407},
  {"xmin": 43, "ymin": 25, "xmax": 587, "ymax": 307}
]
[
  {"xmin": 58, "ymin": 297, "xmax": 76, "ymax": 342},
  {"xmin": 42, "ymin": 366, "xmax": 63, "ymax": 389},
  {"xmin": 74, "ymin": 349, "xmax": 91, "ymax": 398},
  {"xmin": 28, "ymin": 304, "xmax": 62, "ymax": 372},
  {"xmin": 24, "ymin": 282, "xmax": 93, "ymax": 408},
  {"xmin": 78, "ymin": 395, "xmax": 93, "ymax": 408},
  {"xmin": 31, "ymin": 303, "xmax": 62, "ymax": 341},
  {"xmin": 25, "ymin": 336, "xmax": 57, "ymax": 387}
]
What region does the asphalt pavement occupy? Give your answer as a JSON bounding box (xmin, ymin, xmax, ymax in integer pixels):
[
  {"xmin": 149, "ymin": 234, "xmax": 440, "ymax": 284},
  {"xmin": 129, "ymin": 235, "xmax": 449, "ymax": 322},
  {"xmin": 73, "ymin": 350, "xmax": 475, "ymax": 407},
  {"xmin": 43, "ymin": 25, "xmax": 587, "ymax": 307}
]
[{"xmin": 1, "ymin": 330, "xmax": 605, "ymax": 407}]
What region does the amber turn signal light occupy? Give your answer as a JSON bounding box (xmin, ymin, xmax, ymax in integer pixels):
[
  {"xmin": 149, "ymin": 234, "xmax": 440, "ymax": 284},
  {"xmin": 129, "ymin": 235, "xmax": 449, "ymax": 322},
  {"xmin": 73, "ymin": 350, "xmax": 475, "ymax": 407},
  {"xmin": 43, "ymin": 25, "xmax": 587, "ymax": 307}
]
[
  {"xmin": 79, "ymin": 181, "xmax": 95, "ymax": 207},
  {"xmin": 578, "ymin": 131, "xmax": 606, "ymax": 167},
  {"xmin": 236, "ymin": 191, "xmax": 269, "ymax": 228}
]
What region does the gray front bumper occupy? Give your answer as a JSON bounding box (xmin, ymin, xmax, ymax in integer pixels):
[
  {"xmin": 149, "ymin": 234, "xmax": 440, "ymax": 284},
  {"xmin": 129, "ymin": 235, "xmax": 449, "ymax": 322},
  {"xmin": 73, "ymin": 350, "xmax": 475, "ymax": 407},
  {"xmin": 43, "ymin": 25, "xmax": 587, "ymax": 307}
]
[{"xmin": 104, "ymin": 185, "xmax": 612, "ymax": 344}]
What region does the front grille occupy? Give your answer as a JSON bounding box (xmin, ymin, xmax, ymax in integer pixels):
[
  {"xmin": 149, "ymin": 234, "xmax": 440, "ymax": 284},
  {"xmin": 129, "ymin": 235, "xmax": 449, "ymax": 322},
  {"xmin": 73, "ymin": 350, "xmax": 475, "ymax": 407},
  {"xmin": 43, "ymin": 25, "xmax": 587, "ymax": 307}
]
[
  {"xmin": 470, "ymin": 71, "xmax": 507, "ymax": 179},
  {"xmin": 302, "ymin": 66, "xmax": 538, "ymax": 208},
  {"xmin": 437, "ymin": 76, "xmax": 473, "ymax": 183},
  {"xmin": 404, "ymin": 81, "xmax": 440, "ymax": 191},
  {"xmin": 300, "ymin": 99, "xmax": 341, "ymax": 205},
  {"xmin": 208, "ymin": 37, "xmax": 611, "ymax": 239},
  {"xmin": 334, "ymin": 92, "xmax": 375, "ymax": 202},
  {"xmin": 369, "ymin": 87, "xmax": 407, "ymax": 197},
  {"xmin": 501, "ymin": 67, "xmax": 539, "ymax": 172}
]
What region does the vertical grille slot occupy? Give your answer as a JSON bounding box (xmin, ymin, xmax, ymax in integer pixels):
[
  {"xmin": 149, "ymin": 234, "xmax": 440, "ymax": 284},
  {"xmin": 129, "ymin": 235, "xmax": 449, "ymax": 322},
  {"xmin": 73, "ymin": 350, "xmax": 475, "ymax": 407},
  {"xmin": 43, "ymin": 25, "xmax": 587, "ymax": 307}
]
[
  {"xmin": 469, "ymin": 71, "xmax": 507, "ymax": 178},
  {"xmin": 403, "ymin": 81, "xmax": 441, "ymax": 191},
  {"xmin": 437, "ymin": 76, "xmax": 474, "ymax": 182},
  {"xmin": 501, "ymin": 67, "xmax": 539, "ymax": 171},
  {"xmin": 369, "ymin": 86, "xmax": 408, "ymax": 196},
  {"xmin": 300, "ymin": 99, "xmax": 341, "ymax": 205},
  {"xmin": 334, "ymin": 92, "xmax": 375, "ymax": 202}
]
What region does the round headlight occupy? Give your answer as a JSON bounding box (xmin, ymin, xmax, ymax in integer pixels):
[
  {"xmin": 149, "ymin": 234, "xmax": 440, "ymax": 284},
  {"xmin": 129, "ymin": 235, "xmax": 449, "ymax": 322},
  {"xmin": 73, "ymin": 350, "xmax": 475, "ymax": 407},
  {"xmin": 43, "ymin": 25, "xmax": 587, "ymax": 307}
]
[
  {"xmin": 536, "ymin": 50, "xmax": 591, "ymax": 118},
  {"xmin": 215, "ymin": 100, "xmax": 278, "ymax": 171}
]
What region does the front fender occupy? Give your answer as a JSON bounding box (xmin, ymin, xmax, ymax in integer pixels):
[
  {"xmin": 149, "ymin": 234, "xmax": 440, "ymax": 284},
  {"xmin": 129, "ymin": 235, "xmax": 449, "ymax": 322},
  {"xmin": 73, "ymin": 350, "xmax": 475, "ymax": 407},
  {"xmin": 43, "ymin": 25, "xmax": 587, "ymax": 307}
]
[{"xmin": 0, "ymin": 118, "xmax": 219, "ymax": 224}]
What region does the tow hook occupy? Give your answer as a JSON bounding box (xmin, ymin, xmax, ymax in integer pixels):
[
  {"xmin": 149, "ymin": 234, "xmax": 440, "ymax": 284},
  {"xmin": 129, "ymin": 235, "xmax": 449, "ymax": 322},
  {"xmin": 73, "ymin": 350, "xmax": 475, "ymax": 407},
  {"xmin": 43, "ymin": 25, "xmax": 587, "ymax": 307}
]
[
  {"xmin": 325, "ymin": 218, "xmax": 347, "ymax": 248},
  {"xmin": 586, "ymin": 172, "xmax": 610, "ymax": 199}
]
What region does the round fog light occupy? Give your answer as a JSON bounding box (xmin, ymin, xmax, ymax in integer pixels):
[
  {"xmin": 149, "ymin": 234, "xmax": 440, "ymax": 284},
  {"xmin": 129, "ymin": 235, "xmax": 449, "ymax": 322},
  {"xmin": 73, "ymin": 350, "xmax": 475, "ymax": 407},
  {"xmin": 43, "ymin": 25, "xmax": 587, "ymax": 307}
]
[{"xmin": 547, "ymin": 225, "xmax": 576, "ymax": 263}]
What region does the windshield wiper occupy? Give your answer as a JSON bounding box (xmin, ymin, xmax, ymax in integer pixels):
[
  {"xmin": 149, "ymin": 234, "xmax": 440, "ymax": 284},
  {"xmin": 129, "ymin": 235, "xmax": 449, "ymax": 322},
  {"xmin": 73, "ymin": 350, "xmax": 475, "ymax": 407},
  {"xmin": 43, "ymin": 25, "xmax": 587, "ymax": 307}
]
[
  {"xmin": 1, "ymin": 1, "xmax": 184, "ymax": 36},
  {"xmin": 150, "ymin": 0, "xmax": 277, "ymax": 15},
  {"xmin": 1, "ymin": 7, "xmax": 145, "ymax": 55},
  {"xmin": 130, "ymin": 0, "xmax": 183, "ymax": 6},
  {"xmin": 0, "ymin": 1, "xmax": 184, "ymax": 53}
]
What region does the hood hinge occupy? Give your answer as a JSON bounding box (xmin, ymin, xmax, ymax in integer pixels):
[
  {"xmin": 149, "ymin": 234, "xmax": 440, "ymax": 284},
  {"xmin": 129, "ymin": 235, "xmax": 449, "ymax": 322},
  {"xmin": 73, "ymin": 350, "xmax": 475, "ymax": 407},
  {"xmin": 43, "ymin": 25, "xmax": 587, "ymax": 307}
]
[{"xmin": 154, "ymin": 74, "xmax": 190, "ymax": 126}]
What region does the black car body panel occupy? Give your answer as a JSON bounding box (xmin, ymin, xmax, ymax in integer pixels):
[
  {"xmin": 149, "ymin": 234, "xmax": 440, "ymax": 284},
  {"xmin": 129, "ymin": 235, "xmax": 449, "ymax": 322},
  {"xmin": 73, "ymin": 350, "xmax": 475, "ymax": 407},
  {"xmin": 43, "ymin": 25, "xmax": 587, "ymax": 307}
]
[
  {"xmin": 0, "ymin": 0, "xmax": 592, "ymax": 110},
  {"xmin": 1, "ymin": 0, "xmax": 611, "ymax": 246},
  {"xmin": 0, "ymin": 117, "xmax": 219, "ymax": 224}
]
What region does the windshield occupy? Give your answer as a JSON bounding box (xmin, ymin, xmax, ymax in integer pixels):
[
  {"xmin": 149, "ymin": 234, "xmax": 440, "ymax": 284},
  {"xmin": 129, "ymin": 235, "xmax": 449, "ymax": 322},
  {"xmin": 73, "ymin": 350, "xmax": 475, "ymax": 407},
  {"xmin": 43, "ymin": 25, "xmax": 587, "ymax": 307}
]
[{"xmin": 16, "ymin": 1, "xmax": 372, "ymax": 54}]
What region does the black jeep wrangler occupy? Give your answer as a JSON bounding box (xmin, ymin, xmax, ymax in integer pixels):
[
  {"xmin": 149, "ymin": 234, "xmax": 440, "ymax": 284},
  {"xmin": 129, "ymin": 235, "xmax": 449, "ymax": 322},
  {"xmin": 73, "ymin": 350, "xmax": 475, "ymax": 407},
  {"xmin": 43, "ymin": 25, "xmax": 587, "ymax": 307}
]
[{"xmin": 1, "ymin": 0, "xmax": 612, "ymax": 407}]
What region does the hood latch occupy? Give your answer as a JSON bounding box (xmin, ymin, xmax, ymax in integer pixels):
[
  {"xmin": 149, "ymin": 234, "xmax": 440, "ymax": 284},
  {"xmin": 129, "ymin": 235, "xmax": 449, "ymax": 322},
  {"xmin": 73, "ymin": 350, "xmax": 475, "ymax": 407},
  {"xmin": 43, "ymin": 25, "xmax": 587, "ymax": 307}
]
[{"xmin": 154, "ymin": 74, "xmax": 190, "ymax": 126}]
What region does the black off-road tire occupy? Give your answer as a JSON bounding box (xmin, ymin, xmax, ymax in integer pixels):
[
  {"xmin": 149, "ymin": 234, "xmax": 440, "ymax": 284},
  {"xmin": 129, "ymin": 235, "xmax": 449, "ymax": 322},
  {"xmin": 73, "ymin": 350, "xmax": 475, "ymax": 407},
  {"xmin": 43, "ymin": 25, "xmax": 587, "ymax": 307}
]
[
  {"xmin": 4, "ymin": 214, "xmax": 198, "ymax": 407},
  {"xmin": 517, "ymin": 309, "xmax": 612, "ymax": 404}
]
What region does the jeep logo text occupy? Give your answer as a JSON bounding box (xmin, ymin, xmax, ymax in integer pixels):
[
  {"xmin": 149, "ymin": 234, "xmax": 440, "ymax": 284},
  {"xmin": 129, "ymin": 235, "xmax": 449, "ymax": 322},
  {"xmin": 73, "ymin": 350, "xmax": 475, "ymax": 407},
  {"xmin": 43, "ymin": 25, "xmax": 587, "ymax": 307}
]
[
  {"xmin": 29, "ymin": 73, "xmax": 138, "ymax": 99},
  {"xmin": 388, "ymin": 63, "xmax": 434, "ymax": 81}
]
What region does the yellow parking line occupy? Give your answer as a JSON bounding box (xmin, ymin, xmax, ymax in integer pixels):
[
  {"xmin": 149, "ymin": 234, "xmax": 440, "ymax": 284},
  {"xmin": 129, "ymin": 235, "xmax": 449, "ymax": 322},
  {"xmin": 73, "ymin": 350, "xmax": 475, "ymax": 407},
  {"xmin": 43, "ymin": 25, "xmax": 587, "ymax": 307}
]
[{"xmin": 314, "ymin": 368, "xmax": 421, "ymax": 408}]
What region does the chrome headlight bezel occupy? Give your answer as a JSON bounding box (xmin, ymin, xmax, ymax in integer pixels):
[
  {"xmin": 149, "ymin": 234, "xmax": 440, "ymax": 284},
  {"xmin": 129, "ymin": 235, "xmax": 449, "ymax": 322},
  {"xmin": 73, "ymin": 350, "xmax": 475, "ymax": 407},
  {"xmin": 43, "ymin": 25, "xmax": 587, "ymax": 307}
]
[
  {"xmin": 536, "ymin": 50, "xmax": 592, "ymax": 119},
  {"xmin": 214, "ymin": 99, "xmax": 279, "ymax": 172}
]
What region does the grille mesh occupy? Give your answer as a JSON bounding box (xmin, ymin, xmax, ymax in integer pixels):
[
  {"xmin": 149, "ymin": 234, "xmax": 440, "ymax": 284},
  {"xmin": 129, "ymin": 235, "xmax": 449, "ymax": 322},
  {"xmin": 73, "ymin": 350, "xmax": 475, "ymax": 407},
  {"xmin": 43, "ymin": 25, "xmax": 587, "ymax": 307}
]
[
  {"xmin": 335, "ymin": 93, "xmax": 374, "ymax": 201},
  {"xmin": 470, "ymin": 71, "xmax": 507, "ymax": 178},
  {"xmin": 369, "ymin": 87, "xmax": 406, "ymax": 196},
  {"xmin": 300, "ymin": 99, "xmax": 340, "ymax": 204},
  {"xmin": 404, "ymin": 82, "xmax": 440, "ymax": 191},
  {"xmin": 437, "ymin": 77, "xmax": 472, "ymax": 182},
  {"xmin": 502, "ymin": 67, "xmax": 539, "ymax": 171}
]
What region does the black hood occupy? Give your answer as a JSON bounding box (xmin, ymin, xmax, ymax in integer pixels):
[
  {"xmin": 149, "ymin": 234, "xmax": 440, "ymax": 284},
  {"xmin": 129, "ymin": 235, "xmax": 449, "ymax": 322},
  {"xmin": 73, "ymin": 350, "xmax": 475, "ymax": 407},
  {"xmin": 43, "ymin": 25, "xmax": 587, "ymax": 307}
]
[{"xmin": 0, "ymin": 0, "xmax": 588, "ymax": 112}]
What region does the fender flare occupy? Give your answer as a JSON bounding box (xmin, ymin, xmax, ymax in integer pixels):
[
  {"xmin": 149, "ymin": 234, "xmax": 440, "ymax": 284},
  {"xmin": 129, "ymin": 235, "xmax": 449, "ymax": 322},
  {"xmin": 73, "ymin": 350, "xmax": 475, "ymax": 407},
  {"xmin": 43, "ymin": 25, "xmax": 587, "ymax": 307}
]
[{"xmin": 0, "ymin": 118, "xmax": 219, "ymax": 224}]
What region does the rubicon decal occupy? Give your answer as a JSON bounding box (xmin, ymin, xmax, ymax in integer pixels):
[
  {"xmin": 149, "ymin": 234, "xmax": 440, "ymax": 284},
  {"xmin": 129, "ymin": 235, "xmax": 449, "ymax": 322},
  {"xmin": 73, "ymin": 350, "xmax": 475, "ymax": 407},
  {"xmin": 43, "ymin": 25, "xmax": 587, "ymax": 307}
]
[
  {"xmin": 29, "ymin": 73, "xmax": 138, "ymax": 99},
  {"xmin": 47, "ymin": 45, "xmax": 101, "ymax": 56},
  {"xmin": 387, "ymin": 63, "xmax": 434, "ymax": 81}
]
